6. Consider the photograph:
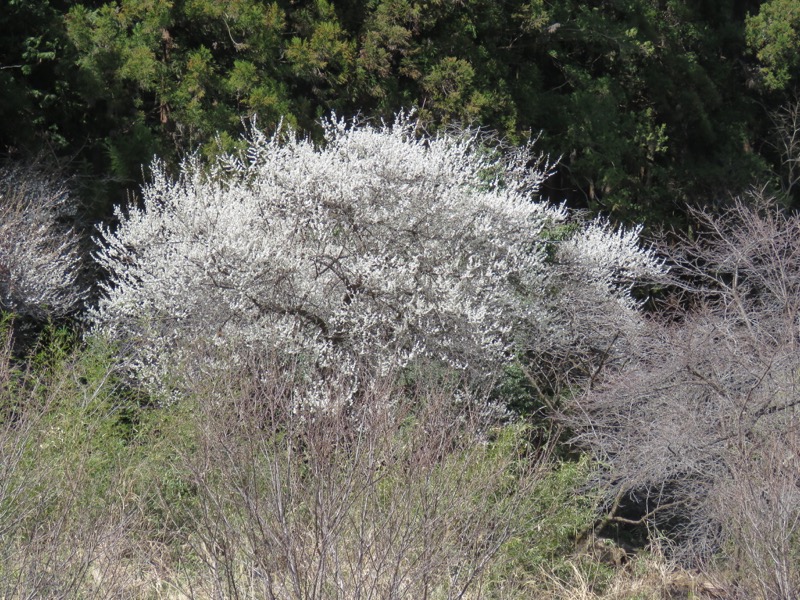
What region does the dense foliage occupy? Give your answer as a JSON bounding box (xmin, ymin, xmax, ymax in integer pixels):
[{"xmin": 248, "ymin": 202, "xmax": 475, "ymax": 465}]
[{"xmin": 5, "ymin": 0, "xmax": 800, "ymax": 226}]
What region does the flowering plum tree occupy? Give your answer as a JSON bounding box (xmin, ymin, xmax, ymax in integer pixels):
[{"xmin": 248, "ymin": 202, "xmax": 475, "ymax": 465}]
[
  {"xmin": 0, "ymin": 165, "xmax": 84, "ymax": 319},
  {"xmin": 90, "ymin": 114, "xmax": 662, "ymax": 394}
]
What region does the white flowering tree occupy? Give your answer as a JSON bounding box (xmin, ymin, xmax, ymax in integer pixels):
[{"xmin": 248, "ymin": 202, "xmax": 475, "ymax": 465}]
[
  {"xmin": 91, "ymin": 114, "xmax": 662, "ymax": 394},
  {"xmin": 0, "ymin": 165, "xmax": 84, "ymax": 320}
]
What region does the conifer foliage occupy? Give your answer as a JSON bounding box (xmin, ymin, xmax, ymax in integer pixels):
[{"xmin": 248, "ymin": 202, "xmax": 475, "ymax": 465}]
[{"xmin": 91, "ymin": 114, "xmax": 662, "ymax": 393}]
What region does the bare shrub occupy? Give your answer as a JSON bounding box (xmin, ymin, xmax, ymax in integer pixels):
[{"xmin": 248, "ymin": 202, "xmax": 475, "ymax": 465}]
[
  {"xmin": 768, "ymin": 94, "xmax": 800, "ymax": 199},
  {"xmin": 0, "ymin": 323, "xmax": 139, "ymax": 598},
  {"xmin": 715, "ymin": 418, "xmax": 800, "ymax": 600},
  {"xmin": 0, "ymin": 163, "xmax": 84, "ymax": 319},
  {"xmin": 157, "ymin": 353, "xmax": 549, "ymax": 599},
  {"xmin": 565, "ymin": 193, "xmax": 800, "ymax": 597}
]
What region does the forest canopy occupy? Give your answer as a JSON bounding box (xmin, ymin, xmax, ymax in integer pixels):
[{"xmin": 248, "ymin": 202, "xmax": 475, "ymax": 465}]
[{"xmin": 3, "ymin": 0, "xmax": 799, "ymax": 227}]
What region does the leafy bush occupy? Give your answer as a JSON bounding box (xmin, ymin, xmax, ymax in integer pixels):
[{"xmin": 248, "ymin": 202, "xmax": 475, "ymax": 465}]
[
  {"xmin": 91, "ymin": 113, "xmax": 662, "ymax": 396},
  {"xmin": 492, "ymin": 456, "xmax": 599, "ymax": 587}
]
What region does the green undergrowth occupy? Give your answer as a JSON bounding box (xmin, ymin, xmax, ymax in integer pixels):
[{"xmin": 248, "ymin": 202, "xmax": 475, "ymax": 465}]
[{"xmin": 0, "ymin": 319, "xmax": 673, "ymax": 598}]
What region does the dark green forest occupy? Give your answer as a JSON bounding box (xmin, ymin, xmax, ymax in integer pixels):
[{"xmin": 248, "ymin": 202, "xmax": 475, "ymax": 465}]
[{"xmin": 5, "ymin": 0, "xmax": 800, "ymax": 226}]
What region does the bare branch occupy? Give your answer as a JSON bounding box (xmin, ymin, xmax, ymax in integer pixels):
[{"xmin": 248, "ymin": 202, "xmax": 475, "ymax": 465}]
[{"xmin": 564, "ymin": 192, "xmax": 800, "ymax": 596}]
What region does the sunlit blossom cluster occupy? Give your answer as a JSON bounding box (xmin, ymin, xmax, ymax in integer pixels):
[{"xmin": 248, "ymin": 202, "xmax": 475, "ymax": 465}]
[
  {"xmin": 0, "ymin": 166, "xmax": 84, "ymax": 319},
  {"xmin": 90, "ymin": 114, "xmax": 663, "ymax": 394}
]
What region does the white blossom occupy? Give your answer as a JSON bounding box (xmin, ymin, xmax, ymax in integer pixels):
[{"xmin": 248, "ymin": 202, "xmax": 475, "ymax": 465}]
[
  {"xmin": 0, "ymin": 165, "xmax": 84, "ymax": 319},
  {"xmin": 90, "ymin": 113, "xmax": 663, "ymax": 396}
]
